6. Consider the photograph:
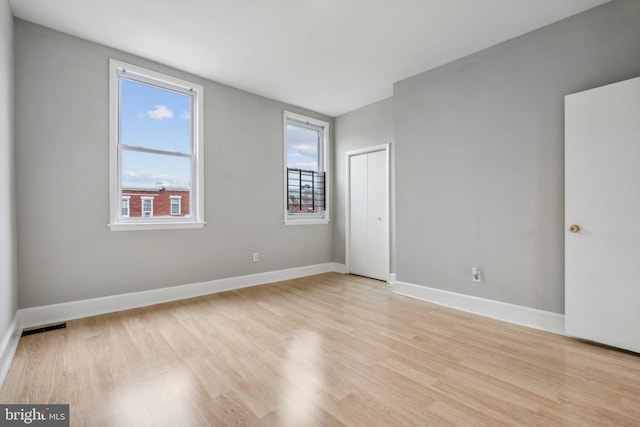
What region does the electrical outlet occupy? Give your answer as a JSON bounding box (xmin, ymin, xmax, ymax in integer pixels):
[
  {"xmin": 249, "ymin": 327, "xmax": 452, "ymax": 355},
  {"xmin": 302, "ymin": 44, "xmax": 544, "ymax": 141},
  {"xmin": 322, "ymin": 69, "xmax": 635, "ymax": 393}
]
[
  {"xmin": 472, "ymin": 267, "xmax": 481, "ymax": 283},
  {"xmin": 253, "ymin": 253, "xmax": 259, "ymax": 262}
]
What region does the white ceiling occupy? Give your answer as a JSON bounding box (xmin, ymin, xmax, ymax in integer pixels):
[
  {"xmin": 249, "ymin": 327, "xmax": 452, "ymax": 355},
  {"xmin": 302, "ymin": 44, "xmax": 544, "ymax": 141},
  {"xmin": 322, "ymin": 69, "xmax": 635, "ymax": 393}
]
[{"xmin": 9, "ymin": 0, "xmax": 609, "ymax": 117}]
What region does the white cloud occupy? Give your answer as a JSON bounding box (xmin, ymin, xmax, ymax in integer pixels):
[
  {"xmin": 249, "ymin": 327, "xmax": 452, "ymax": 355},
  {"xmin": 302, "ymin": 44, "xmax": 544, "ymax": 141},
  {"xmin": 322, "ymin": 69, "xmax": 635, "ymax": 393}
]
[
  {"xmin": 290, "ymin": 143, "xmax": 317, "ymax": 157},
  {"xmin": 145, "ymin": 105, "xmax": 174, "ymax": 120},
  {"xmin": 180, "ymin": 111, "xmax": 190, "ymax": 121}
]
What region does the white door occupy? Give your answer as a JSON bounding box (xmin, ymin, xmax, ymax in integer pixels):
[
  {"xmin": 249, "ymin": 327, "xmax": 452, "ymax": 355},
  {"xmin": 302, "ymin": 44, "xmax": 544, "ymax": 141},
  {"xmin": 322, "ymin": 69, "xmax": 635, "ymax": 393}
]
[
  {"xmin": 565, "ymin": 76, "xmax": 640, "ymax": 353},
  {"xmin": 348, "ymin": 147, "xmax": 389, "ymax": 281}
]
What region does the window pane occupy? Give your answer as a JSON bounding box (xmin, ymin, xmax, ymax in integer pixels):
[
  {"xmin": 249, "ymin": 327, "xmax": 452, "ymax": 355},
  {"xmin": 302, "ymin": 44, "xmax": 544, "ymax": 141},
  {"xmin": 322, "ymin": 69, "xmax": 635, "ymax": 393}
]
[
  {"xmin": 120, "ymin": 78, "xmax": 191, "ymax": 154},
  {"xmin": 171, "ymin": 198, "xmax": 180, "ymax": 214},
  {"xmin": 121, "ymin": 150, "xmax": 191, "ymax": 190},
  {"xmin": 142, "ymin": 198, "xmax": 153, "ymax": 217},
  {"xmin": 121, "ymin": 199, "xmax": 129, "ymax": 216},
  {"xmin": 286, "ymin": 123, "xmax": 319, "ymax": 171},
  {"xmin": 287, "ymin": 168, "xmax": 324, "ymax": 214}
]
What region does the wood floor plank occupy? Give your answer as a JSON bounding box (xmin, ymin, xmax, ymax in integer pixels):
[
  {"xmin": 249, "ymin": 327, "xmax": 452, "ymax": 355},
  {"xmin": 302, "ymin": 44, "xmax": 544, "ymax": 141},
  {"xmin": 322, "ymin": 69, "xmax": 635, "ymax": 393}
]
[
  {"xmin": 2, "ymin": 272, "xmax": 640, "ymax": 426},
  {"xmin": 194, "ymin": 391, "xmax": 260, "ymax": 426}
]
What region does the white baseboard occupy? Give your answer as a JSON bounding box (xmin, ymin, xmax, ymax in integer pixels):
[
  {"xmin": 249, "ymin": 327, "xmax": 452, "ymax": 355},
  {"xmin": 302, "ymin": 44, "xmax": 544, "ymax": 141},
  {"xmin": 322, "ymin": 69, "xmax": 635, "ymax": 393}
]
[
  {"xmin": 0, "ymin": 312, "xmax": 21, "ymax": 388},
  {"xmin": 393, "ymin": 281, "xmax": 565, "ymax": 335},
  {"xmin": 388, "ymin": 273, "xmax": 397, "ymax": 284},
  {"xmin": 20, "ymin": 262, "xmax": 343, "ymax": 329},
  {"xmin": 332, "ymin": 262, "xmax": 347, "ymax": 274}
]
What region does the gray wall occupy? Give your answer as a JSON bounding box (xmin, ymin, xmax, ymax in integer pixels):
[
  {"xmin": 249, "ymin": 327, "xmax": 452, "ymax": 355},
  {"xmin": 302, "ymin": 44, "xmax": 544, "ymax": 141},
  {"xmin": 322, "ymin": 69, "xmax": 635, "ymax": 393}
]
[
  {"xmin": 0, "ymin": 0, "xmax": 17, "ymax": 337},
  {"xmin": 334, "ymin": 98, "xmax": 395, "ymax": 273},
  {"xmin": 393, "ymin": 0, "xmax": 640, "ymax": 313},
  {"xmin": 15, "ymin": 20, "xmax": 333, "ymax": 308}
]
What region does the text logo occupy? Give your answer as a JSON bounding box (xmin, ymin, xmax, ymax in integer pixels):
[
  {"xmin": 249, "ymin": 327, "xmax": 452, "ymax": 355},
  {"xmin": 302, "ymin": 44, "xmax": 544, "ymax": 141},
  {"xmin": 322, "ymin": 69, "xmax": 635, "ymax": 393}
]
[{"xmin": 0, "ymin": 405, "xmax": 68, "ymax": 426}]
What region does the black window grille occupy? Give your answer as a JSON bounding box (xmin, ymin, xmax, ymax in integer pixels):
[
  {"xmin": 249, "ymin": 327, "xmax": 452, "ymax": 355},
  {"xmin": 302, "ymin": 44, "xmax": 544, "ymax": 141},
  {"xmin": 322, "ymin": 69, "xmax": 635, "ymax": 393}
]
[{"xmin": 287, "ymin": 168, "xmax": 325, "ymax": 214}]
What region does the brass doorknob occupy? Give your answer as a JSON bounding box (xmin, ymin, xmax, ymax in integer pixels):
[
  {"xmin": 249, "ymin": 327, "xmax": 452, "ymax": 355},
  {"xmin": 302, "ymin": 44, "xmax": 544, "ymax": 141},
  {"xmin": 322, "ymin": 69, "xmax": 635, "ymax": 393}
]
[{"xmin": 569, "ymin": 224, "xmax": 580, "ymax": 233}]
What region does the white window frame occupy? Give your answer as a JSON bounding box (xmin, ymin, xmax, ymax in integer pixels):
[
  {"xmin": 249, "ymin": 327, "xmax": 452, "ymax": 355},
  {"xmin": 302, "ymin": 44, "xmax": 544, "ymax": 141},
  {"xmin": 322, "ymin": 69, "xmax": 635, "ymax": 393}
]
[
  {"xmin": 121, "ymin": 196, "xmax": 130, "ymax": 217},
  {"xmin": 283, "ymin": 111, "xmax": 330, "ymax": 225},
  {"xmin": 108, "ymin": 59, "xmax": 205, "ymax": 231},
  {"xmin": 141, "ymin": 197, "xmax": 154, "ymax": 217},
  {"xmin": 170, "ymin": 196, "xmax": 182, "ymax": 215}
]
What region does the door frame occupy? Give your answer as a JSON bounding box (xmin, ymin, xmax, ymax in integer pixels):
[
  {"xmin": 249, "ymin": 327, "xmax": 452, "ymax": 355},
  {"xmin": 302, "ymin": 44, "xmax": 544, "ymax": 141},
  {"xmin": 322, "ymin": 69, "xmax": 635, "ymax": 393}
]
[{"xmin": 345, "ymin": 143, "xmax": 391, "ymax": 282}]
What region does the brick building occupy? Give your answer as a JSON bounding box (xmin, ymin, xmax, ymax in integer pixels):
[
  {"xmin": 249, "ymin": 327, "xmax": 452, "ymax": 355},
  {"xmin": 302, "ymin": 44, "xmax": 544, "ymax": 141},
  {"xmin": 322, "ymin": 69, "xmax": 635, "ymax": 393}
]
[{"xmin": 122, "ymin": 187, "xmax": 190, "ymax": 218}]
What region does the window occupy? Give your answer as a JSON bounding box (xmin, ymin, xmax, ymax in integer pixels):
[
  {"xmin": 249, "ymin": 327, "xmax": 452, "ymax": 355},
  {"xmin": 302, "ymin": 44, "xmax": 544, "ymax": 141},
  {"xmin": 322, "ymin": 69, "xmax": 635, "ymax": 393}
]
[
  {"xmin": 170, "ymin": 196, "xmax": 181, "ymax": 215},
  {"xmin": 109, "ymin": 59, "xmax": 205, "ymax": 231},
  {"xmin": 121, "ymin": 196, "xmax": 130, "ymax": 217},
  {"xmin": 283, "ymin": 111, "xmax": 330, "ymax": 225},
  {"xmin": 141, "ymin": 197, "xmax": 154, "ymax": 217}
]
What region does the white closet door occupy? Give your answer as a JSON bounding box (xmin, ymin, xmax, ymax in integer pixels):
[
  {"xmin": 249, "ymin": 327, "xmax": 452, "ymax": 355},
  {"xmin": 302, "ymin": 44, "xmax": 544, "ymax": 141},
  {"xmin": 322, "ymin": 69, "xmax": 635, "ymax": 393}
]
[
  {"xmin": 366, "ymin": 150, "xmax": 388, "ymax": 280},
  {"xmin": 349, "ymin": 154, "xmax": 369, "ymax": 276},
  {"xmin": 349, "ymin": 149, "xmax": 389, "ymax": 281},
  {"xmin": 565, "ymin": 76, "xmax": 640, "ymax": 353}
]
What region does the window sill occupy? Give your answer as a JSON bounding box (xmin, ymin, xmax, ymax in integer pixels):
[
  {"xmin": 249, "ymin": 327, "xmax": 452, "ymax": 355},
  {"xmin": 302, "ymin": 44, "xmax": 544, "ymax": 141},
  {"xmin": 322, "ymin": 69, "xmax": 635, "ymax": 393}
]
[
  {"xmin": 284, "ymin": 218, "xmax": 330, "ymax": 226},
  {"xmin": 108, "ymin": 221, "xmax": 206, "ymax": 231}
]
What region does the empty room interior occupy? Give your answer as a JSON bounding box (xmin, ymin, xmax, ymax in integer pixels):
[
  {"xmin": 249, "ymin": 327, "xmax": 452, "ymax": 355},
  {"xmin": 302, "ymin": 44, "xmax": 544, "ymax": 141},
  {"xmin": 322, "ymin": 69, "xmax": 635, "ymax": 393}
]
[{"xmin": 2, "ymin": 0, "xmax": 640, "ymax": 425}]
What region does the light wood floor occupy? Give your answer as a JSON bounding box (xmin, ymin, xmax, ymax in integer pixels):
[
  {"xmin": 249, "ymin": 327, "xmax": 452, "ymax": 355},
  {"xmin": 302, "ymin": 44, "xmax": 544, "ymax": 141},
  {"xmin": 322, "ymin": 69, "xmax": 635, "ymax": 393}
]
[{"xmin": 1, "ymin": 273, "xmax": 640, "ymax": 426}]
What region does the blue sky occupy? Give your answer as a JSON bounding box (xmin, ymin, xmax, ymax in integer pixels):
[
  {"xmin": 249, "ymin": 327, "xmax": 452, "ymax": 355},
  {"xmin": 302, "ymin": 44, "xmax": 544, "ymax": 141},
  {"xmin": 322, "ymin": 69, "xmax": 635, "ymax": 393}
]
[
  {"xmin": 287, "ymin": 124, "xmax": 319, "ymax": 171},
  {"xmin": 120, "ymin": 79, "xmax": 192, "ymax": 189}
]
